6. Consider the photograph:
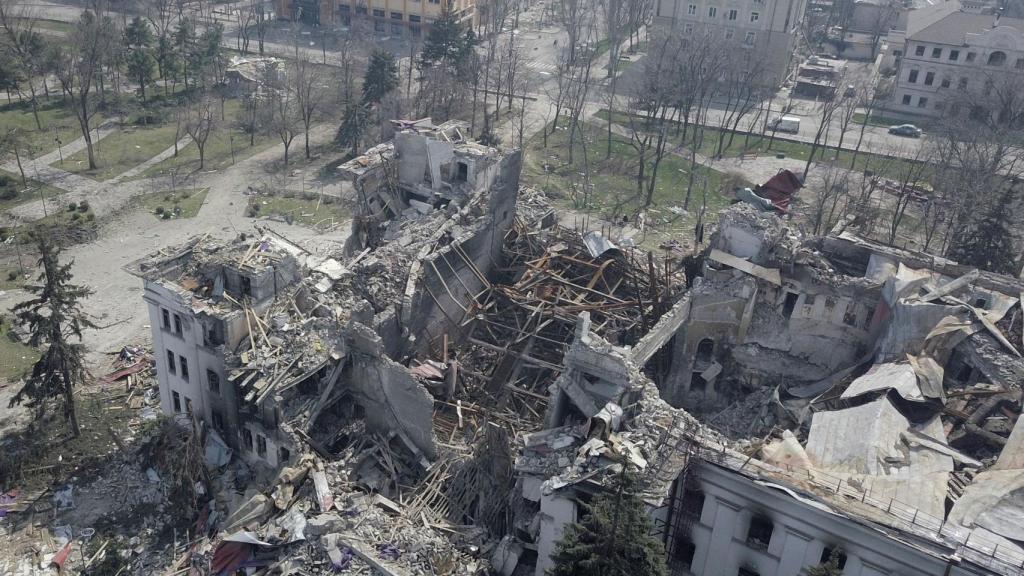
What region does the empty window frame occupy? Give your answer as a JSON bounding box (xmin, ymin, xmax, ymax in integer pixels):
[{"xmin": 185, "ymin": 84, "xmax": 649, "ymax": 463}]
[
  {"xmin": 207, "ymin": 369, "xmax": 220, "ymax": 394},
  {"xmin": 746, "ymin": 515, "xmax": 773, "ymax": 550}
]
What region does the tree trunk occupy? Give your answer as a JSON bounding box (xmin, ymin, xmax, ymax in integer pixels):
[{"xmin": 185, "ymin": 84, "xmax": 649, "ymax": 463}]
[
  {"xmin": 62, "ymin": 362, "xmax": 79, "ymax": 437},
  {"xmin": 78, "ymin": 96, "xmax": 97, "ymax": 170},
  {"xmin": 13, "ymin": 144, "xmax": 26, "ymax": 185},
  {"xmin": 29, "ymin": 86, "xmax": 42, "ymax": 130}
]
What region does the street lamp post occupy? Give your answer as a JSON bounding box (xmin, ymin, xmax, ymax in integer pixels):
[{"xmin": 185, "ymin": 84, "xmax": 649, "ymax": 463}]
[{"xmin": 53, "ymin": 127, "xmax": 63, "ymax": 166}]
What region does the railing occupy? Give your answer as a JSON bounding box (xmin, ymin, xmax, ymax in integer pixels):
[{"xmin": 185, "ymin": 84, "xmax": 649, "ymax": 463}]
[{"xmin": 697, "ymin": 442, "xmax": 1024, "ymax": 574}]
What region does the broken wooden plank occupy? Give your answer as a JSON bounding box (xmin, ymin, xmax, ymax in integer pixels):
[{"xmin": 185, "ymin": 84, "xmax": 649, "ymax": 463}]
[{"xmin": 707, "ymin": 249, "xmax": 782, "ymax": 286}]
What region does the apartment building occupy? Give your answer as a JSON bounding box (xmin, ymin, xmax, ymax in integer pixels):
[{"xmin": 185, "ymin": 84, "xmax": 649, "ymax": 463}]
[
  {"xmin": 131, "ymin": 236, "xmax": 306, "ymax": 469},
  {"xmin": 654, "ymin": 0, "xmax": 808, "ymax": 85},
  {"xmin": 278, "ymin": 0, "xmax": 476, "ymax": 36},
  {"xmin": 886, "ymin": 1, "xmax": 1024, "ymax": 117}
]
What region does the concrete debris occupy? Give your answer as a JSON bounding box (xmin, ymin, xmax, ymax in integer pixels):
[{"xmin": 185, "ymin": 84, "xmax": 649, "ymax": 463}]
[{"xmin": 12, "ymin": 125, "xmax": 1024, "ymax": 576}]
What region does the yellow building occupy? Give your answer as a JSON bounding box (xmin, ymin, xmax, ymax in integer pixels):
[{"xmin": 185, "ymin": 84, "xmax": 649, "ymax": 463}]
[{"xmin": 279, "ymin": 0, "xmax": 476, "ymax": 37}]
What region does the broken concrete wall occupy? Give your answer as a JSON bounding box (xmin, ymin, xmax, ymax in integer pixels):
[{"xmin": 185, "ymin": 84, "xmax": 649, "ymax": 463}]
[
  {"xmin": 709, "ymin": 205, "xmax": 797, "ymax": 267},
  {"xmin": 533, "ymin": 491, "xmax": 577, "ymax": 576},
  {"xmin": 545, "ymin": 313, "xmax": 638, "ymax": 427},
  {"xmin": 401, "ymin": 151, "xmax": 522, "ymax": 356},
  {"xmin": 821, "ymin": 233, "xmax": 1024, "ymax": 297},
  {"xmin": 633, "ymin": 293, "xmax": 692, "ymax": 366},
  {"xmin": 660, "ymin": 275, "xmax": 755, "ymax": 406},
  {"xmin": 344, "ymin": 322, "xmax": 438, "ymax": 460}
]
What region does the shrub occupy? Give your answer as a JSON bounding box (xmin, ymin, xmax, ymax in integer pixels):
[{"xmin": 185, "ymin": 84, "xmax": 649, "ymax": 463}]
[
  {"xmin": 161, "ymin": 211, "xmax": 171, "ymax": 220},
  {"xmin": 181, "ymin": 191, "xmax": 191, "ymax": 199},
  {"xmin": 322, "ymin": 195, "xmax": 335, "ymax": 205},
  {"xmin": 68, "ymin": 202, "xmax": 77, "ymax": 212},
  {"xmin": 164, "ymin": 194, "xmax": 172, "ymax": 201},
  {"xmin": 283, "ymin": 190, "xmax": 296, "ymax": 198},
  {"xmin": 0, "ymin": 187, "xmax": 18, "ymax": 201},
  {"xmin": 155, "ymin": 206, "xmax": 165, "ymax": 215},
  {"xmin": 85, "ymin": 213, "xmax": 95, "ymax": 222},
  {"xmin": 78, "ymin": 200, "xmax": 89, "ymax": 212},
  {"xmin": 0, "ymin": 174, "xmax": 10, "ymax": 187},
  {"xmin": 246, "ymin": 206, "xmax": 259, "ymax": 217},
  {"xmin": 7, "ymin": 271, "xmax": 18, "ymax": 282},
  {"xmin": 300, "ymin": 192, "xmax": 315, "ymax": 201},
  {"xmin": 70, "ymin": 212, "xmax": 81, "ymax": 221}
]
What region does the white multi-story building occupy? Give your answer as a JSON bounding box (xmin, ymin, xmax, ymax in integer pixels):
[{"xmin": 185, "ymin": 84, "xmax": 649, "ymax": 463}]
[
  {"xmin": 131, "ymin": 236, "xmax": 304, "ymax": 469},
  {"xmin": 886, "ymin": 1, "xmax": 1024, "ymax": 117},
  {"xmin": 654, "ymin": 0, "xmax": 808, "ymax": 85}
]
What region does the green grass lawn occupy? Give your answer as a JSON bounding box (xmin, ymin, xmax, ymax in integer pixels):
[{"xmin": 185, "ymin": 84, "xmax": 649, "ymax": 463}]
[
  {"xmin": 138, "ymin": 188, "xmax": 210, "ymax": 219},
  {"xmin": 248, "ymin": 194, "xmax": 349, "ymax": 228},
  {"xmin": 0, "ymin": 328, "xmax": 38, "ymax": 383},
  {"xmin": 30, "ymin": 19, "xmax": 74, "ymax": 34},
  {"xmin": 0, "ymin": 98, "xmax": 100, "ymax": 159},
  {"xmin": 523, "ymin": 121, "xmax": 746, "ymax": 248},
  {"xmin": 57, "ymin": 122, "xmax": 182, "ymax": 181},
  {"xmin": 0, "ymin": 169, "xmax": 66, "ymax": 214},
  {"xmin": 138, "ymin": 100, "xmax": 276, "ymax": 179},
  {"xmin": 596, "ymin": 109, "xmax": 930, "ymax": 181}
]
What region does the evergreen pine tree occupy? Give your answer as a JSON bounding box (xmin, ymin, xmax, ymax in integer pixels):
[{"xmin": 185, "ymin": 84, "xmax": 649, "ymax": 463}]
[
  {"xmin": 336, "ymin": 102, "xmax": 368, "ymax": 155},
  {"xmin": 548, "ymin": 470, "xmax": 667, "ymax": 576},
  {"xmin": 417, "ymin": 7, "xmax": 477, "ymax": 73},
  {"xmin": 361, "ymin": 50, "xmax": 399, "ymax": 106},
  {"xmin": 10, "ymin": 229, "xmax": 95, "ymax": 437},
  {"xmin": 948, "ymin": 184, "xmax": 1021, "ymax": 275}
]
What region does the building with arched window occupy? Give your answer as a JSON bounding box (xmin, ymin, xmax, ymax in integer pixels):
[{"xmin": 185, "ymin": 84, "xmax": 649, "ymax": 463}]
[{"xmin": 885, "ymin": 0, "xmax": 1024, "ymax": 118}]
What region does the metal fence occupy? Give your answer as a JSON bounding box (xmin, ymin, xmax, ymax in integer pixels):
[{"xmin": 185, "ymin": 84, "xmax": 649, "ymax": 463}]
[{"xmin": 699, "ymin": 444, "xmax": 1024, "ymax": 574}]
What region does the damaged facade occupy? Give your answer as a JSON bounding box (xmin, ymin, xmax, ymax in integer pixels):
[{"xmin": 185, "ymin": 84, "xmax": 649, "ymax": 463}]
[
  {"xmin": 123, "ymin": 123, "xmax": 1024, "ymax": 576},
  {"xmin": 514, "ymin": 204, "xmax": 1024, "ymax": 576}
]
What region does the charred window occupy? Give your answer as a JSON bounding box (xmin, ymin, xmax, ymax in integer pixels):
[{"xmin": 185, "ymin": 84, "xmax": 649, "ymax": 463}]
[{"xmin": 746, "ymin": 515, "xmax": 773, "ymax": 551}]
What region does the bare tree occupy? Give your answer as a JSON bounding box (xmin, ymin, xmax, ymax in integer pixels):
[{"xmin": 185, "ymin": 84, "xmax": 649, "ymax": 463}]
[
  {"xmin": 264, "ymin": 76, "xmax": 300, "ymax": 168},
  {"xmin": 930, "ymin": 72, "xmax": 1024, "ymax": 254},
  {"xmin": 624, "ymin": 0, "xmax": 655, "ymax": 51},
  {"xmin": 236, "ymin": 3, "xmax": 255, "ymax": 54},
  {"xmin": 714, "ymin": 52, "xmax": 769, "ymax": 157},
  {"xmin": 667, "ymin": 28, "xmax": 727, "ymax": 210},
  {"xmin": 292, "ymin": 55, "xmax": 327, "ymax": 159},
  {"xmin": 884, "ymin": 143, "xmax": 931, "ymax": 246},
  {"xmin": 865, "ymin": 1, "xmax": 897, "ymax": 60},
  {"xmin": 0, "ymin": 1, "xmax": 49, "ymax": 129},
  {"xmin": 806, "ymin": 163, "xmax": 850, "ymax": 235},
  {"xmin": 55, "ymin": 9, "xmax": 116, "ymax": 171},
  {"xmin": 253, "ymin": 0, "xmax": 269, "ymax": 56},
  {"xmin": 802, "ymin": 69, "xmax": 849, "ymax": 179},
  {"xmin": 603, "ymin": 0, "xmax": 630, "ymax": 157},
  {"xmin": 848, "ymin": 72, "xmax": 883, "ymax": 169},
  {"xmin": 185, "ymin": 97, "xmax": 216, "ymax": 170},
  {"xmin": 832, "ymin": 82, "xmax": 860, "ymax": 154}
]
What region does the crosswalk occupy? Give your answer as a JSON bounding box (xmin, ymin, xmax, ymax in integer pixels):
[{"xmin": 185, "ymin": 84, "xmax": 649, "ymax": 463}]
[{"xmin": 525, "ymin": 60, "xmax": 559, "ymax": 76}]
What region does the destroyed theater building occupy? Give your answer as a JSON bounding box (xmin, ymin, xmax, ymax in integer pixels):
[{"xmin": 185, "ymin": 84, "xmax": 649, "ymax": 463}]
[{"xmin": 128, "ymin": 122, "xmax": 1024, "ymax": 576}]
